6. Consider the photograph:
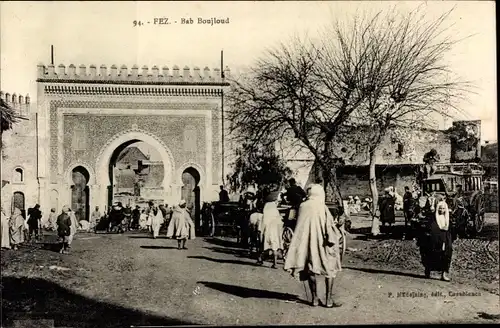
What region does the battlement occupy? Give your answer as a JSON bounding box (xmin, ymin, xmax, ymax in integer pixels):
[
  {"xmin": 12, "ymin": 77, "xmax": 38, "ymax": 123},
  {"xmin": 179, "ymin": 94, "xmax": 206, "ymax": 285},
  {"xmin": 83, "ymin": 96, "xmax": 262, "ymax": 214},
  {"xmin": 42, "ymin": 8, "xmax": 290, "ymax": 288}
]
[
  {"xmin": 0, "ymin": 90, "xmax": 30, "ymax": 117},
  {"xmin": 36, "ymin": 63, "xmax": 231, "ymax": 85}
]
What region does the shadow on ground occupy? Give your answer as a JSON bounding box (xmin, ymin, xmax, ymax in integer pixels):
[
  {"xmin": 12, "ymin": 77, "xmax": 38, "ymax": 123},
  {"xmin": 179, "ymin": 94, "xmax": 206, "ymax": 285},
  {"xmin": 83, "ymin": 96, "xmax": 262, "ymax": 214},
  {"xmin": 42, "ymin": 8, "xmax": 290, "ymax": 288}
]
[
  {"xmin": 0, "ymin": 276, "xmax": 195, "ymax": 328},
  {"xmin": 40, "ymin": 242, "xmax": 61, "ymax": 253},
  {"xmin": 477, "ymin": 312, "xmax": 500, "ymax": 320},
  {"xmin": 203, "ymin": 237, "xmax": 241, "ymax": 248},
  {"xmin": 140, "ymin": 246, "xmax": 178, "ymax": 250},
  {"xmin": 188, "ymin": 255, "xmax": 256, "ymax": 266},
  {"xmin": 344, "ymin": 266, "xmax": 426, "ymax": 280},
  {"xmin": 128, "ymin": 236, "xmax": 168, "ymax": 239},
  {"xmin": 198, "ymin": 281, "xmax": 299, "ymax": 302},
  {"xmin": 203, "ymin": 246, "xmax": 251, "ymax": 258}
]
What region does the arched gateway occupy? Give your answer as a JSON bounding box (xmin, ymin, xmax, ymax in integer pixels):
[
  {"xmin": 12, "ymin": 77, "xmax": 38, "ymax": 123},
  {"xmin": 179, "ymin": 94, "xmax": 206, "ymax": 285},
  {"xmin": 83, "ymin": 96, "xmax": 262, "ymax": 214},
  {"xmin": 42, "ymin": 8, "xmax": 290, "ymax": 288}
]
[{"xmin": 35, "ymin": 63, "xmax": 230, "ymax": 213}]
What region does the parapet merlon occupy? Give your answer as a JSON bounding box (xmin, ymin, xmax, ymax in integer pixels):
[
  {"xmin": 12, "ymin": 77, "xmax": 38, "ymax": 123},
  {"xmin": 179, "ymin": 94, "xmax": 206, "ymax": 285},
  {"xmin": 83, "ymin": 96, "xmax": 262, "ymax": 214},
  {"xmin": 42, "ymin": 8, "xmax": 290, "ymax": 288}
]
[{"xmin": 37, "ymin": 63, "xmax": 231, "ymax": 84}]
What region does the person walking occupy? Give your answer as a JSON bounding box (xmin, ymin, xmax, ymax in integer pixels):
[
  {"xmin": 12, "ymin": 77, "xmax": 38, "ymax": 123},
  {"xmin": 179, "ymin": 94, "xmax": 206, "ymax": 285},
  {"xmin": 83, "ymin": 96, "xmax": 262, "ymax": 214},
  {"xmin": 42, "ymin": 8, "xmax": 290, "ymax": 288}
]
[
  {"xmin": 108, "ymin": 203, "xmax": 125, "ymax": 233},
  {"xmin": 166, "ymin": 200, "xmax": 195, "ymax": 250},
  {"xmin": 9, "ymin": 207, "xmax": 25, "ymax": 250},
  {"xmin": 257, "ymin": 197, "xmax": 283, "ymax": 268},
  {"xmin": 139, "ymin": 208, "xmax": 148, "ymax": 230},
  {"xmin": 284, "ymin": 178, "xmax": 307, "ymax": 226},
  {"xmin": 27, "ymin": 204, "xmax": 42, "ymax": 241},
  {"xmin": 67, "ymin": 208, "xmax": 79, "ymax": 251},
  {"xmin": 57, "ymin": 206, "xmax": 72, "ymax": 254},
  {"xmin": 379, "ymin": 187, "xmax": 396, "ymax": 231},
  {"xmin": 145, "ymin": 201, "xmax": 154, "ymax": 233},
  {"xmin": 248, "ymin": 208, "xmax": 263, "ymax": 255},
  {"xmin": 91, "ymin": 206, "xmax": 101, "ymax": 232},
  {"xmin": 123, "ymin": 204, "xmax": 132, "ymax": 232},
  {"xmin": 1, "ymin": 206, "xmax": 11, "ymax": 249},
  {"xmin": 131, "ymin": 205, "xmax": 141, "ymax": 230},
  {"xmin": 284, "ymin": 184, "xmax": 342, "ymax": 308},
  {"xmin": 151, "ymin": 203, "xmax": 163, "ymax": 239},
  {"xmin": 47, "ymin": 208, "xmax": 58, "ymax": 231}
]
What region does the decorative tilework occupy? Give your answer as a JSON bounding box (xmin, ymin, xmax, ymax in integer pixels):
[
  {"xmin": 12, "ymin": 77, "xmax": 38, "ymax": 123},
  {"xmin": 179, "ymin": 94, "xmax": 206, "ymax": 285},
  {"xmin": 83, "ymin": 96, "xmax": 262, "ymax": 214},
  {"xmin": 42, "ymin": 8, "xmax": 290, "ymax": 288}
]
[{"xmin": 48, "ymin": 100, "xmax": 220, "ymax": 185}]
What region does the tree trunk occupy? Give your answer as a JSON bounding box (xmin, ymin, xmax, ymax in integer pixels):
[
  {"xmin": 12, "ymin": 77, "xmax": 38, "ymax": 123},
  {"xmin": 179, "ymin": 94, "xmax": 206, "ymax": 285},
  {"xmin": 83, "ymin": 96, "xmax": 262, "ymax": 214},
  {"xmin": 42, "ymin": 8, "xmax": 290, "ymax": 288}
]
[
  {"xmin": 369, "ymin": 149, "xmax": 380, "ymax": 236},
  {"xmin": 320, "ymin": 138, "xmax": 344, "ymax": 216}
]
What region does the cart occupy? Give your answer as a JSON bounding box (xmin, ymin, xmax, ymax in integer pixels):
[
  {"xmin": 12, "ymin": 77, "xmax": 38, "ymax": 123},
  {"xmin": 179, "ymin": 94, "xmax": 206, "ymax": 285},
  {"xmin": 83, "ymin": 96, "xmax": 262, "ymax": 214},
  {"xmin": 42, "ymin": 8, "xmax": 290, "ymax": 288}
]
[{"xmin": 415, "ymin": 163, "xmax": 486, "ymax": 238}]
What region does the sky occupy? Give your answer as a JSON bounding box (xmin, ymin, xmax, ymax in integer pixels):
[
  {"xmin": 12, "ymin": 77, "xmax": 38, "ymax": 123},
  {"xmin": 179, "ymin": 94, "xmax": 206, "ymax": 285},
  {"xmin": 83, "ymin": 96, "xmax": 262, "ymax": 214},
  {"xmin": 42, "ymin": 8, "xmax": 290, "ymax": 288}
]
[{"xmin": 0, "ymin": 1, "xmax": 496, "ymax": 141}]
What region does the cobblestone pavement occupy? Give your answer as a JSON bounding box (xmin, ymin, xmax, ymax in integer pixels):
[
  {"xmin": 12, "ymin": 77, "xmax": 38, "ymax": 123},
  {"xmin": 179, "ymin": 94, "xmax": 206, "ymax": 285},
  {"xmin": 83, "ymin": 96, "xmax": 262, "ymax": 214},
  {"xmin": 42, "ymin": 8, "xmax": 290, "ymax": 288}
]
[{"xmin": 1, "ymin": 227, "xmax": 499, "ymax": 327}]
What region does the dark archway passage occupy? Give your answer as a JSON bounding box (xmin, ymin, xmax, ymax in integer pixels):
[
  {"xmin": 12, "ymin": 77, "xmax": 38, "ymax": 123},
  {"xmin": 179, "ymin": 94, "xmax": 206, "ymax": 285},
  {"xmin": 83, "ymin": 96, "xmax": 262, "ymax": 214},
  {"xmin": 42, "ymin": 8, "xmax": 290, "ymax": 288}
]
[
  {"xmin": 181, "ymin": 167, "xmax": 201, "ymax": 232},
  {"xmin": 71, "ymin": 166, "xmax": 90, "ymax": 221},
  {"xmin": 108, "ymin": 140, "xmax": 164, "ymax": 209},
  {"xmin": 12, "ymin": 191, "xmax": 25, "ymax": 218}
]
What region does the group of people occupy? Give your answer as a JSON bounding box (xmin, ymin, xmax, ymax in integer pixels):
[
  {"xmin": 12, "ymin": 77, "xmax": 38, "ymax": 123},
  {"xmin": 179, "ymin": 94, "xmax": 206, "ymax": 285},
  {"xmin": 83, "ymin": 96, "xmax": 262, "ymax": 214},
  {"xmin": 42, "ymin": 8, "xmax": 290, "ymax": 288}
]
[
  {"xmin": 99, "ymin": 200, "xmax": 196, "ymax": 249},
  {"xmin": 1, "ymin": 204, "xmax": 80, "ymax": 252},
  {"xmin": 1, "ymin": 178, "xmax": 456, "ymax": 306},
  {"xmin": 0, "ymin": 204, "xmax": 45, "ymax": 250},
  {"xmin": 233, "ymin": 179, "xmax": 343, "ymax": 308},
  {"xmin": 242, "ymin": 181, "xmax": 344, "ymax": 308},
  {"xmin": 401, "ymin": 184, "xmax": 455, "ymax": 282}
]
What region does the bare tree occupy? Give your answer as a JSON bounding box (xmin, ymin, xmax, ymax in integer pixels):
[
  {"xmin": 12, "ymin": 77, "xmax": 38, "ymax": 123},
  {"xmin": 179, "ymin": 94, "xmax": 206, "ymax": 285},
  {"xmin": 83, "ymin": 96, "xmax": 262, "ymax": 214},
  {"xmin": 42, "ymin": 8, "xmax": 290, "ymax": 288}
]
[
  {"xmin": 334, "ymin": 7, "xmax": 472, "ymax": 235},
  {"xmin": 227, "ymin": 34, "xmax": 372, "ymax": 210},
  {"xmin": 227, "ymin": 6, "xmax": 471, "ymax": 222}
]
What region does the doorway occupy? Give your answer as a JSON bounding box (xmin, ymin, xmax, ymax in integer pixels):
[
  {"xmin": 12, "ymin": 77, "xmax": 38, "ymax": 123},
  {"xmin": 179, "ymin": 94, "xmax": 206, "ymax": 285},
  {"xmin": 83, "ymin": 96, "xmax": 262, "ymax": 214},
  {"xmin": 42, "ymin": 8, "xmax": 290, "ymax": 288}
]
[
  {"xmin": 71, "ymin": 166, "xmax": 90, "ymax": 221},
  {"xmin": 12, "ymin": 191, "xmax": 25, "ymax": 218},
  {"xmin": 181, "ymin": 167, "xmax": 201, "ymax": 232}
]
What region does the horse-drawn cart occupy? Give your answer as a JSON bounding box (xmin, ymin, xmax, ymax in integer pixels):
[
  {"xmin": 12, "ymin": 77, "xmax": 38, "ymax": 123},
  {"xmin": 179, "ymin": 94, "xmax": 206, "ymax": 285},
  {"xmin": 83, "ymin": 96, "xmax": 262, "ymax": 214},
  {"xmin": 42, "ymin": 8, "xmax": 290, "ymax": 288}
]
[
  {"xmin": 201, "ymin": 201, "xmax": 242, "ymax": 238},
  {"xmin": 412, "ymin": 163, "xmax": 486, "ymax": 238}
]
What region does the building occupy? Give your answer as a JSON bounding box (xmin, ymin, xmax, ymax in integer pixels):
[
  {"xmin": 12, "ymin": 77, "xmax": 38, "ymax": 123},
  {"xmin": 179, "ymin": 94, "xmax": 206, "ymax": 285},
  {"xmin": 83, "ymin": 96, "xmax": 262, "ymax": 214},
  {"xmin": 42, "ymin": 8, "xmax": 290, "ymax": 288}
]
[
  {"xmin": 1, "ymin": 92, "xmax": 34, "ymax": 216},
  {"xmin": 1, "ymin": 63, "xmax": 231, "ymax": 225},
  {"xmin": 113, "ymin": 146, "xmax": 165, "ymax": 206},
  {"xmin": 283, "ymin": 120, "xmax": 483, "ymax": 199}
]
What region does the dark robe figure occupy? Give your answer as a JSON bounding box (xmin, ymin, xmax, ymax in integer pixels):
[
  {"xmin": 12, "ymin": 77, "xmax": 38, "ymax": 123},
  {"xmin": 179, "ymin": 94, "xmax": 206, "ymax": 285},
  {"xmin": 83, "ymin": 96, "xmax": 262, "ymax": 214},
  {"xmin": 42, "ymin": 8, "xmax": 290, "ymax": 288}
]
[
  {"xmin": 417, "ymin": 195, "xmax": 453, "ymax": 281},
  {"xmin": 403, "ymin": 187, "xmax": 415, "ymax": 225},
  {"xmin": 123, "ymin": 205, "xmax": 132, "ymax": 231},
  {"xmin": 131, "ymin": 206, "xmax": 141, "ymax": 230},
  {"xmin": 219, "ymin": 186, "xmax": 230, "ymax": 202},
  {"xmin": 379, "ymin": 191, "xmax": 396, "ymax": 226},
  {"xmin": 27, "ymin": 204, "xmax": 42, "ymax": 240},
  {"xmin": 57, "ymin": 207, "xmax": 72, "ymax": 254},
  {"xmin": 239, "ymin": 189, "xmax": 258, "ymax": 248},
  {"xmin": 108, "ymin": 203, "xmax": 125, "ymax": 233}
]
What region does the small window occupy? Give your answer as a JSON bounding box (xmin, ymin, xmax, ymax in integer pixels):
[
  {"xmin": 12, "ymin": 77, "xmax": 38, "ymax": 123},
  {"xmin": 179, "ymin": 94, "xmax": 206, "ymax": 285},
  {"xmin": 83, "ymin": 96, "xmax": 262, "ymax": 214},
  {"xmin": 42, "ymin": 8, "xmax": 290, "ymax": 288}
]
[
  {"xmin": 396, "ymin": 144, "xmax": 404, "ymax": 157},
  {"xmin": 13, "ymin": 168, "xmax": 24, "ymax": 183}
]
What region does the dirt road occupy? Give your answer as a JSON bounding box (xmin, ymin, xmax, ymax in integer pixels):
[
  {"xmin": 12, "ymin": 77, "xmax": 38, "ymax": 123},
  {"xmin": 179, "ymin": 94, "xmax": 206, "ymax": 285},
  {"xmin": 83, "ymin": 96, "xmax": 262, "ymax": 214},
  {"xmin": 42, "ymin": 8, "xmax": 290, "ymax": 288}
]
[{"xmin": 1, "ymin": 228, "xmax": 499, "ymax": 327}]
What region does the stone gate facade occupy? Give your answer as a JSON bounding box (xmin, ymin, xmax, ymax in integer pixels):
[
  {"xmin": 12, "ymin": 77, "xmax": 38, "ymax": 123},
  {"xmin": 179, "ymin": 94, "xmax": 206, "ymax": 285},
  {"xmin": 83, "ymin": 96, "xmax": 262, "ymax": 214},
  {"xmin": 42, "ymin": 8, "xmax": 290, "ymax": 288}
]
[{"xmin": 35, "ymin": 63, "xmax": 230, "ymax": 213}]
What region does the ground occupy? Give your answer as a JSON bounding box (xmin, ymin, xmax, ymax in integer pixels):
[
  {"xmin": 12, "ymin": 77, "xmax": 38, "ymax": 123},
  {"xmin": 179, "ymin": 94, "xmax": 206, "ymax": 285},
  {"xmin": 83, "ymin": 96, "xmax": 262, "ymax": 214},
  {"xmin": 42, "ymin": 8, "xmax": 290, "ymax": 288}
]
[{"xmin": 1, "ymin": 214, "xmax": 499, "ymax": 327}]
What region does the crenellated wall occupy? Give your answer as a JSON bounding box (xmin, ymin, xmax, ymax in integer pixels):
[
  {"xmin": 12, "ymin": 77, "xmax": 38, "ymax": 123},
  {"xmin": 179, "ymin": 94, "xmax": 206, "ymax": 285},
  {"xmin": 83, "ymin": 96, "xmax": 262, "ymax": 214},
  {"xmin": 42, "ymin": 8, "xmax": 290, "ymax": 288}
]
[
  {"xmin": 37, "ymin": 63, "xmax": 231, "ymax": 84},
  {"xmin": 33, "ymin": 61, "xmax": 228, "ymax": 215},
  {"xmin": 0, "ymin": 91, "xmax": 31, "ymax": 117}
]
